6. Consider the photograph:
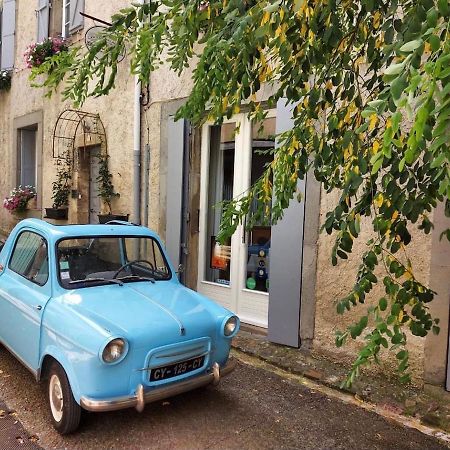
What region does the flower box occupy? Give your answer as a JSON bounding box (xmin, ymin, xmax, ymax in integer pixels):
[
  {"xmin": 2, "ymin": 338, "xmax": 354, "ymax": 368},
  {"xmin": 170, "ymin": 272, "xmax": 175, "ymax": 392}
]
[
  {"xmin": 24, "ymin": 37, "xmax": 68, "ymax": 69},
  {"xmin": 3, "ymin": 185, "xmax": 37, "ymax": 214}
]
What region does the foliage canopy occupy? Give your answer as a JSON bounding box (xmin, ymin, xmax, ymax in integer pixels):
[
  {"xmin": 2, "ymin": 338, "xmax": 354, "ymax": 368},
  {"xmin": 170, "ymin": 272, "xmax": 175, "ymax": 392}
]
[{"xmin": 31, "ymin": 0, "xmax": 450, "ymax": 384}]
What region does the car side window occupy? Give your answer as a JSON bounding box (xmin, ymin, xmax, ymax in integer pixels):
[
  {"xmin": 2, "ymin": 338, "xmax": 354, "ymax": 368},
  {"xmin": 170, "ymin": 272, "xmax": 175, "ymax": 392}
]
[{"xmin": 9, "ymin": 231, "xmax": 49, "ymax": 286}]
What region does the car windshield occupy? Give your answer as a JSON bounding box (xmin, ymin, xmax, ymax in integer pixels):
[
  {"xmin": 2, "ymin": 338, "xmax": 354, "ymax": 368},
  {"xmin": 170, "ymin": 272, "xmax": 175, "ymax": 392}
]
[{"xmin": 57, "ymin": 236, "xmax": 171, "ymax": 289}]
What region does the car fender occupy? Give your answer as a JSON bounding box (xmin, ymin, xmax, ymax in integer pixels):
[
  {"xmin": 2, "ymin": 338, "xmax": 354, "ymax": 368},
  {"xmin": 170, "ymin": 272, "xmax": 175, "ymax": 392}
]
[{"xmin": 38, "ymin": 345, "xmax": 82, "ymax": 404}]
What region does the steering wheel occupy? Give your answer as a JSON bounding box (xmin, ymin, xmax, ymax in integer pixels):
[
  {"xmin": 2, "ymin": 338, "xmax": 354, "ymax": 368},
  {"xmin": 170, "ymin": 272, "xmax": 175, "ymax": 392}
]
[{"xmin": 112, "ymin": 259, "xmax": 155, "ymax": 279}]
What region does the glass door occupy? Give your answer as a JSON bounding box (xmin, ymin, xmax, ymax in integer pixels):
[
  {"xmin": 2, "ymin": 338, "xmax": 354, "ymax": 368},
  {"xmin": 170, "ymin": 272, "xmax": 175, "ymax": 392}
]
[
  {"xmin": 198, "ymin": 112, "xmax": 276, "ymax": 328},
  {"xmin": 198, "ymin": 117, "xmax": 244, "ymax": 314},
  {"xmin": 235, "ymin": 114, "xmax": 275, "ymax": 328}
]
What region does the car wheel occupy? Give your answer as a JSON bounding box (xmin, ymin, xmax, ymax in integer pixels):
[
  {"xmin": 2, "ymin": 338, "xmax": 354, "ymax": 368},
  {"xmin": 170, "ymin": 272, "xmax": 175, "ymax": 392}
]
[{"xmin": 47, "ymin": 361, "xmax": 81, "ymax": 434}]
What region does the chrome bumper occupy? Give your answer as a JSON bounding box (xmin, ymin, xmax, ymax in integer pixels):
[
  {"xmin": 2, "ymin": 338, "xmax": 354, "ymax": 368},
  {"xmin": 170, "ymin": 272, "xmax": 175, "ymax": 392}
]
[{"xmin": 80, "ymin": 357, "xmax": 237, "ymax": 413}]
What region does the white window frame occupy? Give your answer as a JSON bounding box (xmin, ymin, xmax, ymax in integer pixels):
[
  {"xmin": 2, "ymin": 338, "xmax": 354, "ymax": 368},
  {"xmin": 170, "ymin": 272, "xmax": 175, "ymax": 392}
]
[{"xmin": 62, "ymin": 0, "xmax": 70, "ymax": 38}]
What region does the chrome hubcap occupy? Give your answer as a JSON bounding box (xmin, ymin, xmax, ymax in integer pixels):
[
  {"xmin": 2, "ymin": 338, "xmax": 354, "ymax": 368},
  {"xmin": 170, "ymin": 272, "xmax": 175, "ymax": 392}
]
[{"xmin": 49, "ymin": 374, "xmax": 64, "ymax": 422}]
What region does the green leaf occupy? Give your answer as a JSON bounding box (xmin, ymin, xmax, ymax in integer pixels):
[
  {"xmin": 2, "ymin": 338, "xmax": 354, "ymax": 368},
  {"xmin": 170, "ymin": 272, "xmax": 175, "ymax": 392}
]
[
  {"xmin": 359, "ymin": 315, "xmax": 368, "ymax": 329},
  {"xmin": 427, "ymin": 8, "xmax": 439, "ymax": 27},
  {"xmin": 384, "ymin": 62, "xmax": 405, "ymax": 76},
  {"xmin": 390, "ymin": 75, "xmax": 408, "ymax": 100},
  {"xmin": 263, "ymin": 1, "xmax": 282, "ymax": 13},
  {"xmin": 428, "ymin": 34, "xmax": 440, "ymax": 52},
  {"xmin": 379, "ymin": 297, "xmax": 388, "ymax": 311},
  {"xmin": 371, "ymin": 154, "xmax": 384, "ymax": 174},
  {"xmin": 399, "ymin": 39, "xmax": 422, "ymax": 53},
  {"xmin": 438, "ymin": 0, "xmax": 449, "ymax": 16}
]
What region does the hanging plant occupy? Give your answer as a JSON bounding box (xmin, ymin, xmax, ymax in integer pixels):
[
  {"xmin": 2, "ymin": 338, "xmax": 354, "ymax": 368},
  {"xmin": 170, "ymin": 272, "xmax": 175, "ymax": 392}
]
[
  {"xmin": 24, "ymin": 37, "xmax": 68, "ymax": 69},
  {"xmin": 0, "ymin": 70, "xmax": 11, "ymax": 91}
]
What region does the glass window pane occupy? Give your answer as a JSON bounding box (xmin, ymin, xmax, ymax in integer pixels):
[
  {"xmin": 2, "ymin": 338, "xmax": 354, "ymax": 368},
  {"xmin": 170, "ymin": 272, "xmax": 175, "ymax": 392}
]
[
  {"xmin": 20, "ymin": 129, "xmax": 37, "ymax": 188},
  {"xmin": 9, "ymin": 232, "xmax": 48, "ymax": 285},
  {"xmin": 245, "ymin": 118, "xmax": 275, "ymax": 293},
  {"xmin": 57, "ymin": 236, "xmax": 171, "ymax": 288},
  {"xmin": 204, "ymin": 123, "xmax": 235, "ymax": 285}
]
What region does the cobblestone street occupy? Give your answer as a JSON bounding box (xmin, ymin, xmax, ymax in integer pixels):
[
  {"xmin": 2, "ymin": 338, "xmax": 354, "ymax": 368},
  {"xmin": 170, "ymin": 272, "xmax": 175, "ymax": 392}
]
[{"xmin": 0, "ymin": 345, "xmax": 447, "ymax": 450}]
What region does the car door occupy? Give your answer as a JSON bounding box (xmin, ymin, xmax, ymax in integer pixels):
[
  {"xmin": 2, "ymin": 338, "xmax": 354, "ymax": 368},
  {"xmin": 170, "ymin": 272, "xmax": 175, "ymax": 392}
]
[{"xmin": 0, "ymin": 230, "xmax": 51, "ymax": 372}]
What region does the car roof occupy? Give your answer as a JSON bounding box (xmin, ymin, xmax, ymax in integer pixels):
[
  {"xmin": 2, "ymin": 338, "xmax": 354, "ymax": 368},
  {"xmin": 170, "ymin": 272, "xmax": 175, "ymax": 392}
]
[{"xmin": 13, "ymin": 219, "xmax": 160, "ymax": 243}]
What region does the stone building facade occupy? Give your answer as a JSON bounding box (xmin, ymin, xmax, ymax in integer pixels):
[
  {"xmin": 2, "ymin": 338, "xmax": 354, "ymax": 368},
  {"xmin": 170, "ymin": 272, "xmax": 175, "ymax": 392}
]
[{"xmin": 0, "ymin": 0, "xmax": 448, "ymax": 394}]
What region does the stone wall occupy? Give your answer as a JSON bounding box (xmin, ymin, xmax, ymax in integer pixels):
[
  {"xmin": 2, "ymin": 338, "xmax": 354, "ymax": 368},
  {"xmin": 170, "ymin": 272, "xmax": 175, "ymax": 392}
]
[{"xmin": 313, "ymin": 189, "xmax": 436, "ymax": 384}]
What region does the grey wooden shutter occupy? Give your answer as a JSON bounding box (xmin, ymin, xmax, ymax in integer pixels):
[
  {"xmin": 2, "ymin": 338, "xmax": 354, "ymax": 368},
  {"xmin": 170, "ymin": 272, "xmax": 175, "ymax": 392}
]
[
  {"xmin": 69, "ymin": 0, "xmax": 84, "ymax": 33},
  {"xmin": 36, "ymin": 0, "xmax": 50, "ymax": 42},
  {"xmin": 267, "ymin": 98, "xmax": 306, "ymax": 347},
  {"xmin": 1, "ymin": 0, "xmax": 16, "ymax": 70},
  {"xmin": 166, "ymin": 117, "xmax": 186, "ymax": 272}
]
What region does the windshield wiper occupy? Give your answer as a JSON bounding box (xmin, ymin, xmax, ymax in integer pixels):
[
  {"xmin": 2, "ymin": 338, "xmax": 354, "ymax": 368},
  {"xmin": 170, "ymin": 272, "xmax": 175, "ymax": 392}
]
[
  {"xmin": 69, "ymin": 277, "xmax": 124, "ymax": 286},
  {"xmin": 116, "ymin": 275, "xmax": 156, "ymax": 284}
]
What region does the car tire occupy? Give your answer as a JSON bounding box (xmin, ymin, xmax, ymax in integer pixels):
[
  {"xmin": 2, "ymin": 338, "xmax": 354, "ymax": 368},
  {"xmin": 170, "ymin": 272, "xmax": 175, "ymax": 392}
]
[{"xmin": 47, "ymin": 361, "xmax": 81, "ymax": 434}]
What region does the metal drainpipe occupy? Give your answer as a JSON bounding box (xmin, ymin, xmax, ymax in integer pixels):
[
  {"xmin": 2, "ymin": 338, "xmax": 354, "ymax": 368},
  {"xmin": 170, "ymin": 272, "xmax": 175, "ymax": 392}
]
[
  {"xmin": 143, "ymin": 144, "xmax": 150, "ymax": 229},
  {"xmin": 133, "ymin": 0, "xmax": 145, "ymax": 225}
]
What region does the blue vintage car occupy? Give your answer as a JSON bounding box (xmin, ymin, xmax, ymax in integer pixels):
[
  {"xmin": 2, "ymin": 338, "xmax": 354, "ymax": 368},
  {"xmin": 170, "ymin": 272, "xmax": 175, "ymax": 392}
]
[{"xmin": 0, "ymin": 219, "xmax": 239, "ymax": 434}]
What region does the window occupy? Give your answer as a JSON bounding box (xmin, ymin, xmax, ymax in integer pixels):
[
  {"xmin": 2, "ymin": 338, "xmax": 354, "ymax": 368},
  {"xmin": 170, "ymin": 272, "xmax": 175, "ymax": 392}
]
[
  {"xmin": 204, "ymin": 123, "xmax": 235, "ymax": 285},
  {"xmin": 62, "ymin": 0, "xmax": 70, "ymax": 38},
  {"xmin": 63, "ymin": 0, "xmax": 84, "ymax": 39},
  {"xmin": 36, "ymin": 0, "xmax": 84, "ymax": 40},
  {"xmin": 18, "ymin": 126, "xmax": 37, "ymax": 188},
  {"xmin": 57, "ymin": 236, "xmax": 171, "ymax": 289},
  {"xmin": 13, "ymin": 111, "xmax": 43, "ymax": 209},
  {"xmin": 9, "ymin": 232, "xmax": 49, "ymax": 286}
]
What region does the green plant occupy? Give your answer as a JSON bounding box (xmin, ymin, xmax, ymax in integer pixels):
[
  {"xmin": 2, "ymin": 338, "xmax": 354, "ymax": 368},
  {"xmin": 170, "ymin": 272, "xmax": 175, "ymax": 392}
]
[
  {"xmin": 96, "ymin": 154, "xmax": 119, "ymax": 214},
  {"xmin": 51, "ymin": 158, "xmax": 72, "ymax": 209},
  {"xmin": 29, "ymin": 1, "xmax": 450, "ymax": 385},
  {"xmin": 28, "ymin": 46, "xmax": 78, "ymax": 98}
]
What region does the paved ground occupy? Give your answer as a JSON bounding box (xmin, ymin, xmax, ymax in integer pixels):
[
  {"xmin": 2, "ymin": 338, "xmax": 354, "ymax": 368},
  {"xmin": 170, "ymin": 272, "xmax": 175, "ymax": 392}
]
[
  {"xmin": 0, "ymin": 345, "xmax": 447, "ymax": 450},
  {"xmin": 0, "ymin": 400, "xmax": 41, "ymax": 450}
]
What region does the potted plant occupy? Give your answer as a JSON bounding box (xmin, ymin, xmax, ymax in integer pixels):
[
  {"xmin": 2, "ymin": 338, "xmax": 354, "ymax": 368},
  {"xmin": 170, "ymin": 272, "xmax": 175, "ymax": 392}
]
[
  {"xmin": 45, "ymin": 158, "xmax": 71, "ymax": 220},
  {"xmin": 24, "ymin": 37, "xmax": 68, "ymax": 69},
  {"xmin": 0, "ymin": 70, "xmax": 11, "ymax": 91},
  {"xmin": 3, "ymin": 185, "xmax": 37, "ymax": 217},
  {"xmin": 96, "ymin": 154, "xmax": 128, "ymax": 223}
]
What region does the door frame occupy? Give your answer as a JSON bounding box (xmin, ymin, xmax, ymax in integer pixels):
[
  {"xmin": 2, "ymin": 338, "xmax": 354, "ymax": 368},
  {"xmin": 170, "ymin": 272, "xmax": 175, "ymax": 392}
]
[{"xmin": 197, "ymin": 115, "xmax": 244, "ymax": 315}]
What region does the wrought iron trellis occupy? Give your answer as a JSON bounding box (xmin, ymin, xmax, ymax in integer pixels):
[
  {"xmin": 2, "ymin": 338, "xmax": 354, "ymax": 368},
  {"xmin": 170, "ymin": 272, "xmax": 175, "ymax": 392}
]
[{"xmin": 52, "ymin": 109, "xmax": 107, "ymax": 167}]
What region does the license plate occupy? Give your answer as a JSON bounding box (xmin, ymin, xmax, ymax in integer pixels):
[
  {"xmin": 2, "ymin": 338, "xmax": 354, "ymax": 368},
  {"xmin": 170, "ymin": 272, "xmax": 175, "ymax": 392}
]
[{"xmin": 150, "ymin": 355, "xmax": 205, "ymax": 382}]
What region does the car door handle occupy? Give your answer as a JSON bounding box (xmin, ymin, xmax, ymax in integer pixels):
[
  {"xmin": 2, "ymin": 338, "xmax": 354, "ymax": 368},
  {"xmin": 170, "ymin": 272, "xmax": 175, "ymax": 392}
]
[{"xmin": 36, "ymin": 305, "xmax": 42, "ymax": 311}]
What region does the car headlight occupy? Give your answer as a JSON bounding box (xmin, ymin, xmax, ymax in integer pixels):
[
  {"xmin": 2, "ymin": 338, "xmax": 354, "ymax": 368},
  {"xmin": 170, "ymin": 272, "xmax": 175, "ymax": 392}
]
[
  {"xmin": 101, "ymin": 338, "xmax": 127, "ymax": 364},
  {"xmin": 224, "ymin": 316, "xmax": 238, "ymax": 337}
]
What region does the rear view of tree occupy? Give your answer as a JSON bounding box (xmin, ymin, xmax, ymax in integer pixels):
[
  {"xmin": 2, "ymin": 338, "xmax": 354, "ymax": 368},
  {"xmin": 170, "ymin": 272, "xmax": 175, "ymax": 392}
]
[{"xmin": 31, "ymin": 0, "xmax": 450, "ymax": 384}]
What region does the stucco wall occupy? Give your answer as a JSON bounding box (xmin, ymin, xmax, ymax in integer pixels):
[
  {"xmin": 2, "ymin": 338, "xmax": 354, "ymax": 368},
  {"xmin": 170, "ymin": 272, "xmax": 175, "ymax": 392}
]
[
  {"xmin": 0, "ymin": 0, "xmax": 137, "ymax": 234},
  {"xmin": 313, "ymin": 189, "xmax": 434, "ymax": 384}
]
